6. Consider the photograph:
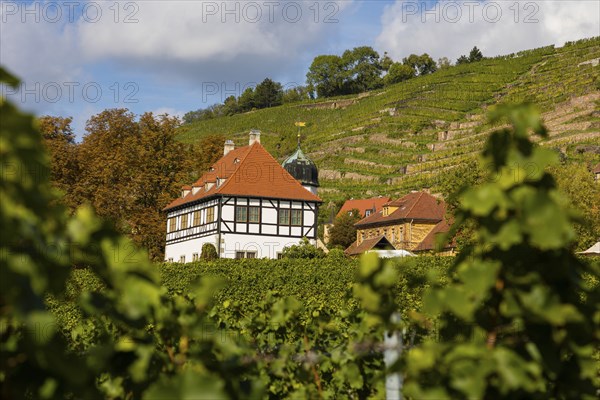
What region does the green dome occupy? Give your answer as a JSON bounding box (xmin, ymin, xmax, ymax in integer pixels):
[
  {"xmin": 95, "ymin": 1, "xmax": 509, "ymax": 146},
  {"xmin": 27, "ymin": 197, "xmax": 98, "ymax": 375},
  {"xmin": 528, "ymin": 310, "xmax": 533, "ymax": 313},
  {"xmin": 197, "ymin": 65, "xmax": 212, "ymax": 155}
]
[{"xmin": 282, "ymin": 146, "xmax": 319, "ymax": 188}]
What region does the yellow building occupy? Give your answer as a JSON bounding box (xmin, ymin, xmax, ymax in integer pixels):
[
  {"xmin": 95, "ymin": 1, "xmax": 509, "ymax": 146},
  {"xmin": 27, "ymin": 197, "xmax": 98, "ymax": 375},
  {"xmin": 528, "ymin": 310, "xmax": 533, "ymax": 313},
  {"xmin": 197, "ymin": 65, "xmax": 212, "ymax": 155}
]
[{"xmin": 345, "ymin": 191, "xmax": 455, "ymax": 256}]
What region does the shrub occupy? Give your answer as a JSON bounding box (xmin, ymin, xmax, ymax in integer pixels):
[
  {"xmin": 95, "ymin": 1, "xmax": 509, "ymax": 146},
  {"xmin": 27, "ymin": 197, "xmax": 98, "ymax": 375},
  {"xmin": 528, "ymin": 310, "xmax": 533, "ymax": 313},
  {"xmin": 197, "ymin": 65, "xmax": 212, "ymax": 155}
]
[{"xmin": 200, "ymin": 243, "xmax": 218, "ymax": 260}]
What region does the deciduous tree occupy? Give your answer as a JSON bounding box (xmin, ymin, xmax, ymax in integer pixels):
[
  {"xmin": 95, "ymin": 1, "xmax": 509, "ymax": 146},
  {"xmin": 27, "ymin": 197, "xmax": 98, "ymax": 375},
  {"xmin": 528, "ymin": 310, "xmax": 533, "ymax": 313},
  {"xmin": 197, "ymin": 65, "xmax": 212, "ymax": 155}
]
[{"xmin": 329, "ymin": 208, "xmax": 362, "ymax": 248}]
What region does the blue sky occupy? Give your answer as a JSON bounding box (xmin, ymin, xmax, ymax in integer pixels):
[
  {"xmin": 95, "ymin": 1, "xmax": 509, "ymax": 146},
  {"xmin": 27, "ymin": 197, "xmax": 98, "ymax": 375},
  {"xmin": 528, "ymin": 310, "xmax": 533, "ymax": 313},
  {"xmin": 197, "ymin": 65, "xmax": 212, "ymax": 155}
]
[{"xmin": 1, "ymin": 0, "xmax": 598, "ymax": 139}]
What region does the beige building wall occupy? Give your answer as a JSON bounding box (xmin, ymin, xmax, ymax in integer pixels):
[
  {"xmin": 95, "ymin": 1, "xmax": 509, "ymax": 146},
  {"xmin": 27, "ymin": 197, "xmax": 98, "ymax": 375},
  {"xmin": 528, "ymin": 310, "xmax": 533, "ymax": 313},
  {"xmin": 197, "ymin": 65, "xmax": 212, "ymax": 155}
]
[{"xmin": 356, "ymin": 221, "xmax": 438, "ymax": 251}]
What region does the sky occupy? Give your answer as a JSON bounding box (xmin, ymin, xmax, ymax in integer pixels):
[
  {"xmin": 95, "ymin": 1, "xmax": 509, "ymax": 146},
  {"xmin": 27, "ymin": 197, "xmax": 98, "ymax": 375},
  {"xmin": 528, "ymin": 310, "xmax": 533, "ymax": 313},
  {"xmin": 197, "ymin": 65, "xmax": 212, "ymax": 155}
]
[{"xmin": 1, "ymin": 0, "xmax": 599, "ymax": 139}]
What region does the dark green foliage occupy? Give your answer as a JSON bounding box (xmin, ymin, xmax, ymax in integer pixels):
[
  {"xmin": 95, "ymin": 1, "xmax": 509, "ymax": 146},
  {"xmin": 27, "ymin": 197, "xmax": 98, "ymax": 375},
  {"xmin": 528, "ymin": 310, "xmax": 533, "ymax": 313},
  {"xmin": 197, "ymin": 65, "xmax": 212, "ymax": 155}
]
[
  {"xmin": 307, "ymin": 46, "xmax": 384, "ymax": 97},
  {"xmin": 254, "ymin": 78, "xmax": 284, "ymax": 108},
  {"xmin": 281, "ymin": 237, "xmax": 325, "ymax": 259},
  {"xmin": 402, "ymin": 53, "xmax": 437, "ymax": 76},
  {"xmin": 457, "ymin": 46, "xmax": 484, "ymax": 64},
  {"xmin": 402, "ymin": 104, "xmax": 600, "ymax": 399},
  {"xmin": 306, "ymin": 54, "xmax": 346, "ymax": 97},
  {"xmin": 329, "ymin": 208, "xmax": 361, "ymax": 248},
  {"xmin": 342, "ymin": 46, "xmax": 384, "ymax": 92},
  {"xmin": 384, "ymin": 62, "xmax": 415, "ymax": 85},
  {"xmin": 200, "ymin": 243, "xmax": 218, "ymax": 260}
]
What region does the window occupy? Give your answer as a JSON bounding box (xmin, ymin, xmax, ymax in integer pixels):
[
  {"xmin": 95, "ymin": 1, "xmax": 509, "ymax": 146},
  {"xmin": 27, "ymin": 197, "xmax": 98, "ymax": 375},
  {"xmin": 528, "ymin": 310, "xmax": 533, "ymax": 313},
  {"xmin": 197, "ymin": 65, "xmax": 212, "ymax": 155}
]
[
  {"xmin": 193, "ymin": 211, "xmax": 201, "ymax": 226},
  {"xmin": 167, "ymin": 258, "xmax": 173, "ymax": 262},
  {"xmin": 206, "ymin": 207, "xmax": 215, "ymax": 223},
  {"xmin": 192, "ymin": 253, "xmax": 199, "ymax": 261},
  {"xmin": 235, "ymin": 251, "xmax": 257, "ymax": 259},
  {"xmin": 179, "ymin": 255, "xmax": 185, "ymax": 263},
  {"xmin": 181, "ymin": 213, "xmax": 188, "ymax": 229},
  {"xmin": 279, "ymin": 209, "xmax": 290, "ymax": 225},
  {"xmin": 365, "ymin": 210, "xmax": 371, "ymax": 217},
  {"xmin": 277, "ymin": 253, "xmax": 284, "ymax": 260},
  {"xmin": 291, "ymin": 209, "xmax": 302, "ymax": 226},
  {"xmin": 168, "ymin": 218, "xmax": 176, "ymax": 232},
  {"xmin": 235, "ymin": 206, "xmax": 248, "ymax": 222},
  {"xmin": 248, "ymin": 207, "xmax": 260, "ymax": 223},
  {"xmin": 279, "ymin": 209, "xmax": 302, "ymax": 226}
]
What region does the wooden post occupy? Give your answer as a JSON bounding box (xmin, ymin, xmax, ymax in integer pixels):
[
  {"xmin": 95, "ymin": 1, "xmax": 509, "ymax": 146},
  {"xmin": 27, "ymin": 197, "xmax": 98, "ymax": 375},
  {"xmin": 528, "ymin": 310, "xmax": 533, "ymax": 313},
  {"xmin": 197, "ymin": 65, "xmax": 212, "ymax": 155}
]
[{"xmin": 384, "ymin": 312, "xmax": 403, "ymax": 400}]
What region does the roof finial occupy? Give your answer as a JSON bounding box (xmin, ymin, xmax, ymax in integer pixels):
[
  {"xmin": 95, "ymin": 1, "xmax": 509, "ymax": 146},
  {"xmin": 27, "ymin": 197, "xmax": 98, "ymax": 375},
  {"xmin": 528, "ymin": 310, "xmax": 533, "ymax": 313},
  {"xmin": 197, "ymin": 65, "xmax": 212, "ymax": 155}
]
[{"xmin": 297, "ymin": 132, "xmax": 301, "ymax": 148}]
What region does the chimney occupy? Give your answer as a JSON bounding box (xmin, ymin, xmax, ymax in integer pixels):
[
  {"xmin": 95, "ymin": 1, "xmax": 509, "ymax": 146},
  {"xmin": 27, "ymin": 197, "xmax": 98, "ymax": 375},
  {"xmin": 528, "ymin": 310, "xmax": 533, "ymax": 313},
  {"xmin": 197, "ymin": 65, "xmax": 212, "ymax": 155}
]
[
  {"xmin": 249, "ymin": 129, "xmax": 261, "ymax": 145},
  {"xmin": 224, "ymin": 140, "xmax": 235, "ymax": 156}
]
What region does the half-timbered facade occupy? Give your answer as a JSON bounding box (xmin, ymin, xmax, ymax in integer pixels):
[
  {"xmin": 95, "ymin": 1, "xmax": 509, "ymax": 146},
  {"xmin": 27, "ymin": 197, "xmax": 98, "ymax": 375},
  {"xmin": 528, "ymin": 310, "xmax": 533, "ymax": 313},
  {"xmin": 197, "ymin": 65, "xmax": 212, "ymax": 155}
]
[{"xmin": 164, "ymin": 131, "xmax": 321, "ymax": 261}]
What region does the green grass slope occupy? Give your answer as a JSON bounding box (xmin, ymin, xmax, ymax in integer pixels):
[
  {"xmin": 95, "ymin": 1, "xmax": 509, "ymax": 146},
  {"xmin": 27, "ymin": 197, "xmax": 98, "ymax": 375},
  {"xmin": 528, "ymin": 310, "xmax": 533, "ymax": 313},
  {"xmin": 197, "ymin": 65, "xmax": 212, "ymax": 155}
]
[{"xmin": 178, "ymin": 37, "xmax": 600, "ymax": 203}]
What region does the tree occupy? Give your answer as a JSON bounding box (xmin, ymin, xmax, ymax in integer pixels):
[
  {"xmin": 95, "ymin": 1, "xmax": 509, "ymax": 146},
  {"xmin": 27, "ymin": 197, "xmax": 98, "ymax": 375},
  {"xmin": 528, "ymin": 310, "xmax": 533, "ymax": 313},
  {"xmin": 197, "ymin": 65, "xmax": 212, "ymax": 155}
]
[
  {"xmin": 384, "ymin": 62, "xmax": 415, "ymax": 85},
  {"xmin": 223, "ymin": 96, "xmax": 239, "ymax": 115},
  {"xmin": 468, "ymin": 46, "xmax": 483, "ymax": 62},
  {"xmin": 281, "ymin": 237, "xmax": 325, "ymax": 259},
  {"xmin": 75, "ymin": 109, "xmax": 193, "ymax": 260},
  {"xmin": 456, "ymin": 54, "xmax": 470, "ymax": 65},
  {"xmin": 195, "ymin": 133, "xmax": 227, "ymax": 174},
  {"xmin": 402, "ymin": 53, "xmax": 437, "ymax": 76},
  {"xmin": 254, "ymin": 78, "xmax": 283, "ymax": 108},
  {"xmin": 329, "ymin": 209, "xmax": 362, "ymax": 248},
  {"xmin": 437, "ymin": 57, "xmax": 452, "ymax": 69},
  {"xmin": 380, "ymin": 51, "xmax": 394, "ymax": 72},
  {"xmin": 282, "ymin": 86, "xmax": 310, "ymax": 104},
  {"xmin": 457, "ymin": 46, "xmax": 484, "ymax": 65},
  {"xmin": 342, "ymin": 46, "xmax": 383, "ymax": 92},
  {"xmin": 306, "ymin": 54, "xmax": 346, "ymax": 97},
  {"xmin": 238, "ymin": 87, "xmax": 255, "ymax": 112},
  {"xmin": 38, "ymin": 116, "xmax": 80, "ymax": 207},
  {"xmin": 200, "ymin": 243, "xmax": 218, "ymax": 260}
]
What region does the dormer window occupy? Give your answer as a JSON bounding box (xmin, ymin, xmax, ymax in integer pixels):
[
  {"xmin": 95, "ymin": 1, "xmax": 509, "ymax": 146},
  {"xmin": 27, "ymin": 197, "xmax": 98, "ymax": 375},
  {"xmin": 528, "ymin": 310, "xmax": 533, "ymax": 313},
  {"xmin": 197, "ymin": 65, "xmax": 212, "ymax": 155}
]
[
  {"xmin": 365, "ymin": 210, "xmax": 372, "ymax": 217},
  {"xmin": 382, "ymin": 207, "xmax": 388, "ymax": 217},
  {"xmin": 234, "ymin": 158, "xmax": 240, "ymax": 164}
]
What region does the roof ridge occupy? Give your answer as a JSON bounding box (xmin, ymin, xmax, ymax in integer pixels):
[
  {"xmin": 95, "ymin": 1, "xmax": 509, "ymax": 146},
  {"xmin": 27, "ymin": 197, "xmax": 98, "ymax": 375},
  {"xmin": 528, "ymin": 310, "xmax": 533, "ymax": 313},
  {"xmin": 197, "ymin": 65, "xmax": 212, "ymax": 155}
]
[
  {"xmin": 214, "ymin": 143, "xmax": 256, "ymax": 194},
  {"xmin": 405, "ymin": 191, "xmax": 424, "ymax": 217}
]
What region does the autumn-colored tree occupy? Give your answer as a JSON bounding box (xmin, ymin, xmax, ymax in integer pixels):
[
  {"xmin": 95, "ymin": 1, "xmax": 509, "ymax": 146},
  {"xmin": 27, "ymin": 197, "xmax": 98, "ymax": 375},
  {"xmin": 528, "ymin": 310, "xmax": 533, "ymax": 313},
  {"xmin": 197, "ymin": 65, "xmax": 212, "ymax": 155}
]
[
  {"xmin": 329, "ymin": 208, "xmax": 362, "ymax": 249},
  {"xmin": 38, "ymin": 116, "xmax": 80, "ymax": 208},
  {"xmin": 75, "ymin": 109, "xmax": 193, "ymax": 260},
  {"xmin": 195, "ymin": 133, "xmax": 227, "ymax": 174}
]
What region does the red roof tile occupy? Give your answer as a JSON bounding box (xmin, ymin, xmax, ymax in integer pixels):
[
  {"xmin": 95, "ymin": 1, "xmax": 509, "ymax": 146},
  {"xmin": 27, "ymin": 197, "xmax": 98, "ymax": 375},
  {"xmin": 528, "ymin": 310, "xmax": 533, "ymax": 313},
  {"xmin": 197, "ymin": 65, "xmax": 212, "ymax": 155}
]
[
  {"xmin": 355, "ymin": 191, "xmax": 446, "ymax": 227},
  {"xmin": 164, "ymin": 142, "xmax": 321, "ymax": 211},
  {"xmin": 337, "ymin": 196, "xmax": 391, "ymax": 218}
]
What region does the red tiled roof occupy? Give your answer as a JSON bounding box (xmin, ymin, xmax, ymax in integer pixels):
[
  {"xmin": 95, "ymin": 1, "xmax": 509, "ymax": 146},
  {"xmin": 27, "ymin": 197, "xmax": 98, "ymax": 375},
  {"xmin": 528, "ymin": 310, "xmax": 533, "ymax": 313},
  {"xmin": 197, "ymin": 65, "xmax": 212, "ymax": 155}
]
[
  {"xmin": 355, "ymin": 191, "xmax": 446, "ymax": 227},
  {"xmin": 413, "ymin": 219, "xmax": 454, "ymax": 252},
  {"xmin": 337, "ymin": 196, "xmax": 391, "ymax": 218},
  {"xmin": 344, "ymin": 235, "xmax": 394, "ymax": 256},
  {"xmin": 164, "ymin": 142, "xmax": 321, "ymax": 211}
]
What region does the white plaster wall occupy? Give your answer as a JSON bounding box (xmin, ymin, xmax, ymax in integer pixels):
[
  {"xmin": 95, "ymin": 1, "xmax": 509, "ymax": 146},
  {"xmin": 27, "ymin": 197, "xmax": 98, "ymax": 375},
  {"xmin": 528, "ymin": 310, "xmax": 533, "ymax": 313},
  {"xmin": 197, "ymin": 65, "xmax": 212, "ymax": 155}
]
[
  {"xmin": 164, "ymin": 233, "xmax": 219, "ymax": 262},
  {"xmin": 220, "ymin": 233, "xmax": 314, "ymax": 259},
  {"xmin": 263, "ymin": 208, "xmax": 277, "ymax": 223}
]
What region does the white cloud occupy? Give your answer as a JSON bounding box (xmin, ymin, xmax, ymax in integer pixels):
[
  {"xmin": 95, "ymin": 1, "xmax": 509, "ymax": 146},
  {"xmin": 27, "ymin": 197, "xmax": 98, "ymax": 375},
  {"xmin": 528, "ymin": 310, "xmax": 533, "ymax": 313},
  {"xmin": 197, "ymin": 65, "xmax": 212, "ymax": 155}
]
[
  {"xmin": 151, "ymin": 107, "xmax": 185, "ymax": 120},
  {"xmin": 376, "ymin": 0, "xmax": 600, "ymax": 62},
  {"xmin": 1, "ymin": 1, "xmax": 351, "ymax": 83}
]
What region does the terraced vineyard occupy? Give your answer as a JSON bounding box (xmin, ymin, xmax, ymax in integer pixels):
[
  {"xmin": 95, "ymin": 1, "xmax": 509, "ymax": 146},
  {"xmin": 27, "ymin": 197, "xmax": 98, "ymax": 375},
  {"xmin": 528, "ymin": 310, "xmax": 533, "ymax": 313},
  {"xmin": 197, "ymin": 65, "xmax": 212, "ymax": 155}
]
[{"xmin": 178, "ymin": 37, "xmax": 600, "ymax": 203}]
